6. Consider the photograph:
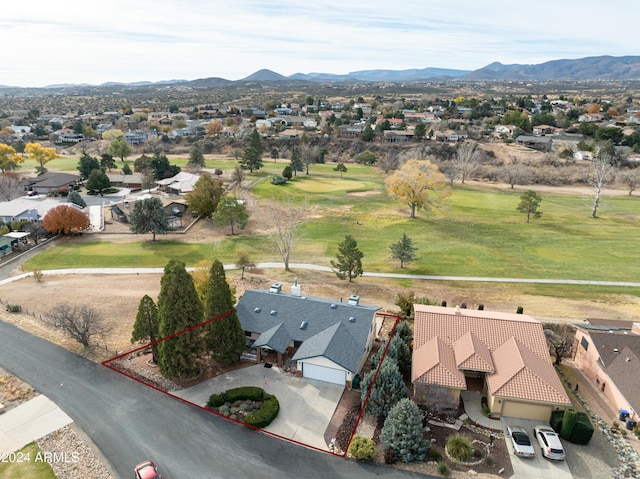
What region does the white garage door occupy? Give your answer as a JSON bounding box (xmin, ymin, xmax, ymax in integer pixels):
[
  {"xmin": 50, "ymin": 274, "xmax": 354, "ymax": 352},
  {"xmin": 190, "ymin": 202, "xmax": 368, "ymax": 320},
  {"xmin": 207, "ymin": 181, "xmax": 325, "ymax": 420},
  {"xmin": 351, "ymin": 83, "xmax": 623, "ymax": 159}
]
[{"xmin": 302, "ymin": 363, "xmax": 345, "ymax": 385}]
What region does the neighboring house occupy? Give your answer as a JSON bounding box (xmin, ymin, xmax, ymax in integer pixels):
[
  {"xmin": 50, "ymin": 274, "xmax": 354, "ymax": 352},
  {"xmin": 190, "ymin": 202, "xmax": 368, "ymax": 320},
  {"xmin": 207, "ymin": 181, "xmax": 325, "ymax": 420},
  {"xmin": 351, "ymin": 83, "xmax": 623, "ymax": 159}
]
[
  {"xmin": 0, "ymin": 198, "xmax": 63, "ymax": 223},
  {"xmin": 412, "ymin": 305, "xmax": 570, "ymax": 421},
  {"xmin": 237, "ymin": 282, "xmax": 381, "ymax": 386},
  {"xmin": 8, "ymin": 125, "xmax": 31, "ymax": 137},
  {"xmin": 532, "ymin": 125, "xmax": 555, "ymax": 136},
  {"xmin": 106, "ymin": 173, "xmax": 143, "ymax": 191},
  {"xmin": 124, "ymin": 130, "xmax": 147, "ymax": 145},
  {"xmin": 384, "ymin": 130, "xmax": 414, "ymax": 143},
  {"xmin": 52, "ymin": 128, "xmax": 84, "ymax": 143},
  {"xmin": 515, "ymin": 135, "xmax": 553, "ymax": 152},
  {"xmin": 338, "ymin": 124, "xmax": 365, "ymax": 138},
  {"xmin": 110, "ymin": 197, "xmax": 187, "ymax": 227},
  {"xmin": 573, "ymin": 151, "xmax": 593, "ymax": 161},
  {"xmin": 279, "ymin": 129, "xmax": 303, "ymax": 139},
  {"xmin": 20, "ymin": 172, "xmax": 81, "ymax": 195},
  {"xmin": 573, "ymin": 319, "xmax": 640, "ymax": 422},
  {"xmin": 156, "ymin": 172, "xmax": 200, "ymax": 194}
]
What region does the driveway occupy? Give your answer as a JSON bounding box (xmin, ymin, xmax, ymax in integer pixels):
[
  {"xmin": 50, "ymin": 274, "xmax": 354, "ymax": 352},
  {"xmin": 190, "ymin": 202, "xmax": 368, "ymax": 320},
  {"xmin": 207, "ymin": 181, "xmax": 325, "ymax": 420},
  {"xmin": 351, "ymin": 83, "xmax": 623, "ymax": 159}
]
[
  {"xmin": 501, "ymin": 417, "xmax": 573, "ymax": 479},
  {"xmin": 173, "ymin": 364, "xmax": 344, "ymax": 451}
]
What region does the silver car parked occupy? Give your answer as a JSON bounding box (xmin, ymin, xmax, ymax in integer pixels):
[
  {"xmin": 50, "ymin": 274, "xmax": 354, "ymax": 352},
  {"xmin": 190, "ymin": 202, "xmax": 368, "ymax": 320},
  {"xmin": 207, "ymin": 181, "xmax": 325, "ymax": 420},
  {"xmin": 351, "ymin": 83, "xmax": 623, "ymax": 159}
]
[
  {"xmin": 534, "ymin": 425, "xmax": 566, "ymax": 461},
  {"xmin": 506, "ymin": 425, "xmax": 536, "ymax": 457}
]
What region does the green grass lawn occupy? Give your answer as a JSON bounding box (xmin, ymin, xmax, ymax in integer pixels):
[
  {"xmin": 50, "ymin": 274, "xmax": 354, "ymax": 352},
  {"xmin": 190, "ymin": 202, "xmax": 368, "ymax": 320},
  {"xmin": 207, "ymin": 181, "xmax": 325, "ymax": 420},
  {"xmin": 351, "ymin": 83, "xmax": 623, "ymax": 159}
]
[
  {"xmin": 24, "ymin": 179, "xmax": 640, "ymax": 285},
  {"xmin": 0, "ymin": 443, "xmax": 57, "ymax": 479}
]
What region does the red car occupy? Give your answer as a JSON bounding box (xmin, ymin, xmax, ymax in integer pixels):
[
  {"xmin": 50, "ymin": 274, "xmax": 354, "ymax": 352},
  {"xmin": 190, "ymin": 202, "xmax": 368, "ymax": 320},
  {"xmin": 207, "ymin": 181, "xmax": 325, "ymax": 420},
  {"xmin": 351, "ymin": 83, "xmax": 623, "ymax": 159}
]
[{"xmin": 134, "ymin": 460, "xmax": 162, "ymax": 479}]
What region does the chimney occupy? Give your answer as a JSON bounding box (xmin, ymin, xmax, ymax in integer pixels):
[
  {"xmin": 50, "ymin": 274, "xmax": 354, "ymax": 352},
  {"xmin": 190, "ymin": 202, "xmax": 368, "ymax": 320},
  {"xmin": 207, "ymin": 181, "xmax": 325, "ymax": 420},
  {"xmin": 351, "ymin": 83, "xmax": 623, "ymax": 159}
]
[
  {"xmin": 291, "ymin": 278, "xmax": 301, "ymax": 297},
  {"xmin": 269, "ymin": 283, "xmax": 282, "ymax": 294}
]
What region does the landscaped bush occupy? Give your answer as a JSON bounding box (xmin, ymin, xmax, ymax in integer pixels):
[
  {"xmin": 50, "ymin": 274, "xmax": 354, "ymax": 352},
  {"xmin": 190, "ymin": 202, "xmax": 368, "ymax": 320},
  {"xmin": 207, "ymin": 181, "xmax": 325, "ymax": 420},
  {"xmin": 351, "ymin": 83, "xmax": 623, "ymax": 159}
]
[
  {"xmin": 6, "ymin": 303, "xmax": 22, "ymax": 313},
  {"xmin": 348, "ymin": 435, "xmax": 376, "ymax": 461},
  {"xmin": 207, "ymin": 393, "xmax": 226, "ymax": 408},
  {"xmin": 226, "ymin": 386, "xmax": 264, "ymax": 402},
  {"xmin": 550, "ymin": 410, "xmax": 564, "ymax": 432},
  {"xmin": 560, "ymin": 409, "xmax": 578, "ymax": 439},
  {"xmin": 244, "ymin": 394, "xmax": 279, "ymax": 428},
  {"xmin": 570, "ymin": 412, "xmax": 594, "ymax": 445},
  {"xmin": 446, "ymin": 434, "xmax": 473, "ymax": 462},
  {"xmin": 550, "ymin": 409, "xmax": 594, "ymax": 445},
  {"xmin": 438, "ymin": 463, "xmax": 451, "ymax": 476},
  {"xmin": 427, "ymin": 448, "xmax": 442, "ymax": 462},
  {"xmin": 270, "ymin": 176, "xmax": 288, "ymax": 185}
]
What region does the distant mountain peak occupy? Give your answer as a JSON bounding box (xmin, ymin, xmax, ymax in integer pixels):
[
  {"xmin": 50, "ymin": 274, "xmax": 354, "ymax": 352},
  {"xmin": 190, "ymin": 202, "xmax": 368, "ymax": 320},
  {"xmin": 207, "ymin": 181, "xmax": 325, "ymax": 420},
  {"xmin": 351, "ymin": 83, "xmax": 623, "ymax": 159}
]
[{"xmin": 240, "ymin": 69, "xmax": 286, "ymax": 81}]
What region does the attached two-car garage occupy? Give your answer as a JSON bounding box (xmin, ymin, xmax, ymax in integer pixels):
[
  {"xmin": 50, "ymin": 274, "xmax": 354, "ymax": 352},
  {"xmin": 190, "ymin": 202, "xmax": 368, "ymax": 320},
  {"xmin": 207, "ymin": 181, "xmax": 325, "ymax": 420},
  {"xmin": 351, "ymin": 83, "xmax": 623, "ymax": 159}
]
[{"xmin": 301, "ymin": 362, "xmax": 346, "ymax": 386}]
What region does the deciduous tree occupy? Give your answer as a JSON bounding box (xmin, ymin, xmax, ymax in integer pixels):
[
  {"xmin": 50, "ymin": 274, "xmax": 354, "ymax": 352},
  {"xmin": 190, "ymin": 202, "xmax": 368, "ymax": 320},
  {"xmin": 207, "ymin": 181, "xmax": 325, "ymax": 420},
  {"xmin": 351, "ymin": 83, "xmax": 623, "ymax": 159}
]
[
  {"xmin": 516, "ymin": 190, "xmax": 542, "ymax": 223},
  {"xmin": 131, "ymin": 295, "xmax": 160, "ymax": 364},
  {"xmin": 100, "ymin": 153, "xmax": 117, "ymax": 171},
  {"xmin": 187, "ymin": 142, "xmax": 205, "ymax": 169},
  {"xmin": 156, "ymin": 260, "xmax": 204, "ymax": 380},
  {"xmin": 203, "ymin": 260, "xmax": 246, "ymax": 365},
  {"xmin": 590, "ymin": 151, "xmax": 615, "ymax": 218},
  {"xmin": 0, "ymin": 144, "xmax": 24, "ymax": 171},
  {"xmin": 107, "ymin": 137, "xmax": 133, "ymax": 162},
  {"xmin": 263, "ymin": 197, "xmax": 306, "ymax": 271},
  {"xmin": 185, "ymin": 174, "xmax": 224, "ymax": 218},
  {"xmin": 331, "ymin": 234, "xmax": 364, "ymax": 282},
  {"xmin": 211, "ymin": 195, "xmax": 248, "ymax": 235},
  {"xmin": 0, "ymin": 172, "xmax": 22, "ymax": 201},
  {"xmin": 205, "ymin": 120, "xmax": 223, "ymax": 136},
  {"xmin": 381, "ymin": 398, "xmax": 429, "ymax": 463},
  {"xmin": 356, "ymin": 150, "xmax": 376, "ymax": 165},
  {"xmin": 235, "ymin": 248, "xmax": 255, "ymax": 279},
  {"xmin": 46, "ymin": 303, "xmax": 110, "ymax": 347},
  {"xmin": 453, "ymin": 140, "xmax": 480, "ymax": 184},
  {"xmin": 129, "ymin": 197, "xmax": 170, "ymax": 241},
  {"xmin": 25, "ymin": 142, "xmax": 59, "ymax": 175},
  {"xmin": 43, "ymin": 205, "xmax": 90, "ymax": 235},
  {"xmin": 333, "ymin": 162, "xmax": 347, "ymax": 178},
  {"xmin": 386, "ymin": 159, "xmax": 449, "ymax": 218}
]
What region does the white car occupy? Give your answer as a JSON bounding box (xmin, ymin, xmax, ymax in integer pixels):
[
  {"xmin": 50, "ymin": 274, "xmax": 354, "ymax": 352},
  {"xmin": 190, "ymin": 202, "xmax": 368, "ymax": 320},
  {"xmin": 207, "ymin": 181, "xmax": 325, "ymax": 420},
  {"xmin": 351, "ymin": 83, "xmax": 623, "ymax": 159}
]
[
  {"xmin": 534, "ymin": 425, "xmax": 566, "ymax": 461},
  {"xmin": 506, "ymin": 425, "xmax": 535, "ymax": 457}
]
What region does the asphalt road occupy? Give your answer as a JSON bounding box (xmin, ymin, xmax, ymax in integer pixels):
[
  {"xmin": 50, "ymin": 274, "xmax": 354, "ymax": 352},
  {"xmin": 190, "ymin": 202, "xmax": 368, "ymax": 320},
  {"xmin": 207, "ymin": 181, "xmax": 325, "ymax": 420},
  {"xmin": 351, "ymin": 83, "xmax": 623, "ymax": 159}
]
[{"xmin": 0, "ymin": 320, "xmax": 428, "ymax": 479}]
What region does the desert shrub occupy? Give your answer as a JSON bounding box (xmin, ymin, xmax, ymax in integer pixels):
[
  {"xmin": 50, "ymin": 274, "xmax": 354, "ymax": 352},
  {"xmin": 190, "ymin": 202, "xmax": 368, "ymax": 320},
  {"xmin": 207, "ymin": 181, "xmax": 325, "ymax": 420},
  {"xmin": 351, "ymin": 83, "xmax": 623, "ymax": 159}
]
[
  {"xmin": 484, "ymin": 455, "xmax": 495, "ymax": 467},
  {"xmin": 438, "ymin": 463, "xmax": 451, "ymax": 476},
  {"xmin": 348, "ymin": 435, "xmax": 376, "ymax": 461},
  {"xmin": 218, "ymin": 405, "xmax": 230, "ymax": 416},
  {"xmin": 239, "ymin": 403, "xmax": 248, "ymax": 411},
  {"xmin": 6, "ymin": 304, "xmax": 21, "ymax": 313},
  {"xmin": 446, "ymin": 434, "xmax": 473, "ymax": 462},
  {"xmin": 270, "ymin": 175, "xmax": 288, "ymax": 185}
]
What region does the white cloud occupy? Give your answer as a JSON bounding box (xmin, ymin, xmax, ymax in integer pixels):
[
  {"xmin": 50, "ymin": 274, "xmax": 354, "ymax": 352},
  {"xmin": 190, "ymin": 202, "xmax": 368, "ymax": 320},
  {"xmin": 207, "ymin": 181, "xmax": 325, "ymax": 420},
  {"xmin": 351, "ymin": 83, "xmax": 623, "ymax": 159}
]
[{"xmin": 2, "ymin": 0, "xmax": 638, "ymax": 87}]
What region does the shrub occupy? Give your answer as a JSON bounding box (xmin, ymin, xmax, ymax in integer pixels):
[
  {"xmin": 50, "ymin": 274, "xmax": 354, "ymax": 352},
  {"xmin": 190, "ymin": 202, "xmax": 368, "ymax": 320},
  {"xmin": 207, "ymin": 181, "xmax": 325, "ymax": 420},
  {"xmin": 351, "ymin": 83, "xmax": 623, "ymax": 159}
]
[
  {"xmin": 6, "ymin": 304, "xmax": 21, "ymax": 313},
  {"xmin": 427, "ymin": 449, "xmax": 442, "ymax": 462},
  {"xmin": 380, "ymin": 398, "xmax": 429, "ymax": 463},
  {"xmin": 226, "ymin": 386, "xmax": 264, "ymax": 402},
  {"xmin": 438, "ymin": 463, "xmax": 451, "ymax": 476},
  {"xmin": 570, "ymin": 411, "xmax": 594, "ymax": 445},
  {"xmin": 244, "ymin": 395, "xmax": 280, "ymax": 428},
  {"xmin": 270, "ymin": 175, "xmax": 288, "ymax": 185},
  {"xmin": 484, "ymin": 455, "xmax": 495, "ymax": 467},
  {"xmin": 560, "ymin": 409, "xmax": 578, "ymax": 440},
  {"xmin": 348, "ymin": 435, "xmax": 376, "ymax": 461},
  {"xmin": 218, "ymin": 405, "xmax": 230, "ymax": 416},
  {"xmin": 516, "ymin": 306, "xmax": 524, "ymax": 314},
  {"xmin": 446, "ymin": 434, "xmax": 473, "ymax": 462},
  {"xmin": 207, "ymin": 393, "xmax": 226, "ymax": 408}
]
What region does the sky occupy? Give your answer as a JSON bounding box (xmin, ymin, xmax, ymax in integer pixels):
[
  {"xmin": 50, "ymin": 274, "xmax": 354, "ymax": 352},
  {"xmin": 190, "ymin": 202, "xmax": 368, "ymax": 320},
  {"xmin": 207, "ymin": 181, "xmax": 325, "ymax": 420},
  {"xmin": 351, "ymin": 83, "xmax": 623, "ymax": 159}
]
[{"xmin": 3, "ymin": 0, "xmax": 639, "ymax": 88}]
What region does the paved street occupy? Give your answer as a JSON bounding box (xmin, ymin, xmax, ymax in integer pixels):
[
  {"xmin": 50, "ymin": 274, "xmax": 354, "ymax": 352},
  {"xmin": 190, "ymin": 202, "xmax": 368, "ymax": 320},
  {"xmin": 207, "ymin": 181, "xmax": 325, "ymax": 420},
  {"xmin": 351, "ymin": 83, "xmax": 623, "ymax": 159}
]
[{"xmin": 0, "ymin": 320, "xmax": 428, "ymax": 479}]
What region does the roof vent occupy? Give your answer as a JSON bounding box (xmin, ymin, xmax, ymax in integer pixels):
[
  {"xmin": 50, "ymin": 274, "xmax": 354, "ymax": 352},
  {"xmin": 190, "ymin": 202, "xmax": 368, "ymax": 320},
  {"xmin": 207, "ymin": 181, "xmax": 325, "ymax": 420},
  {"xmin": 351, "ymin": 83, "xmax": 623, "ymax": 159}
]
[
  {"xmin": 349, "ymin": 316, "xmax": 356, "ymax": 322},
  {"xmin": 270, "ymin": 310, "xmax": 277, "ymax": 316},
  {"xmin": 330, "ymin": 304, "xmax": 337, "ymax": 309},
  {"xmin": 614, "ymin": 348, "xmax": 619, "ymax": 353},
  {"xmin": 348, "ymin": 295, "xmax": 360, "ymax": 306},
  {"xmin": 300, "ymin": 321, "xmax": 308, "ymax": 330},
  {"xmin": 454, "ymin": 306, "xmax": 462, "ymax": 315},
  {"xmin": 254, "ymin": 307, "xmax": 261, "ymax": 313},
  {"xmin": 269, "ymin": 283, "xmax": 282, "ymax": 293}
]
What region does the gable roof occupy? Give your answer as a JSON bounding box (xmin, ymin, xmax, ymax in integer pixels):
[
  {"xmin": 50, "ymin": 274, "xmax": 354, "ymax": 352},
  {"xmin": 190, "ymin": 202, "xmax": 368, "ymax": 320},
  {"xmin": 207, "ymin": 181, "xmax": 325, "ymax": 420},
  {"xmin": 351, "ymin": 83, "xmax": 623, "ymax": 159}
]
[
  {"xmin": 156, "ymin": 172, "xmax": 200, "ymax": 193},
  {"xmin": 20, "ymin": 172, "xmax": 81, "ymax": 189},
  {"xmin": 413, "ymin": 305, "xmax": 570, "ymax": 406},
  {"xmin": 238, "ymin": 289, "xmax": 379, "ymax": 373},
  {"xmin": 412, "ymin": 336, "xmax": 466, "ymax": 389}
]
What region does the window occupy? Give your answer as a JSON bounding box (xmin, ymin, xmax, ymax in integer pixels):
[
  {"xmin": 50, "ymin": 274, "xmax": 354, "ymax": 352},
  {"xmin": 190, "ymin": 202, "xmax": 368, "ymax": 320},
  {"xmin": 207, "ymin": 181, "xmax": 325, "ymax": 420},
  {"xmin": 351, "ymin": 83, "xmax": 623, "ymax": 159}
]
[{"xmin": 581, "ymin": 336, "xmax": 589, "ymax": 351}]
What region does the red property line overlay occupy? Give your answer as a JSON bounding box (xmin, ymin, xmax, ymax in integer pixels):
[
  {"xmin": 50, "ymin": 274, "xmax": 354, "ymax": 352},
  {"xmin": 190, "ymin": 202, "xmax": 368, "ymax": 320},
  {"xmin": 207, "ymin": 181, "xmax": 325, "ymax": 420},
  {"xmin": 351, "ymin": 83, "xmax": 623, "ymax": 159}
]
[{"xmin": 102, "ymin": 310, "xmax": 400, "ymax": 458}]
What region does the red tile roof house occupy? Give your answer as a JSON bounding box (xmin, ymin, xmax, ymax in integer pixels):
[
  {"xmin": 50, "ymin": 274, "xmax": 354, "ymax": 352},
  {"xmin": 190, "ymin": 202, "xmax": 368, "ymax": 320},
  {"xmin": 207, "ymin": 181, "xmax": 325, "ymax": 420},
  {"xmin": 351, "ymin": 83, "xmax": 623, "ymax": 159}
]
[
  {"xmin": 573, "ymin": 319, "xmax": 640, "ymax": 423},
  {"xmin": 412, "ymin": 305, "xmax": 571, "ymax": 421}
]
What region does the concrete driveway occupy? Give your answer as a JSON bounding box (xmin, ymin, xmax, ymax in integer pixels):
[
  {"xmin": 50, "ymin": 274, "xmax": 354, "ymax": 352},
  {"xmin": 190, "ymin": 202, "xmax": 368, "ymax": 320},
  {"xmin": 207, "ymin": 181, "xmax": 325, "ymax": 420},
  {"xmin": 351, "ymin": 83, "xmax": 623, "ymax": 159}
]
[
  {"xmin": 501, "ymin": 417, "xmax": 573, "ymax": 479},
  {"xmin": 173, "ymin": 364, "xmax": 344, "ymax": 451}
]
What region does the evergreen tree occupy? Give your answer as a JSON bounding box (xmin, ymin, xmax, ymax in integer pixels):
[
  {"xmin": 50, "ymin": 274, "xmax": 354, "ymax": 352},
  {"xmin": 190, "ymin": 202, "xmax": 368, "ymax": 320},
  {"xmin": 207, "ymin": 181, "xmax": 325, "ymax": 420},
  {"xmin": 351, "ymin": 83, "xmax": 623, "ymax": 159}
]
[
  {"xmin": 129, "ymin": 197, "xmax": 170, "ymax": 241},
  {"xmin": 150, "ymin": 152, "xmax": 180, "ymax": 180},
  {"xmin": 330, "ymin": 234, "xmax": 364, "ymax": 282},
  {"xmin": 67, "ymin": 190, "xmax": 86, "ymax": 208},
  {"xmin": 203, "ymin": 260, "xmax": 246, "ymax": 365},
  {"xmin": 360, "ymin": 124, "xmax": 375, "ymax": 142},
  {"xmin": 100, "ymin": 153, "xmax": 117, "ymax": 171},
  {"xmin": 77, "ymin": 151, "xmax": 100, "ymax": 179},
  {"xmin": 122, "ymin": 162, "xmax": 133, "ymax": 175},
  {"xmin": 156, "ymin": 260, "xmax": 204, "ymax": 379},
  {"xmin": 86, "ymin": 168, "xmax": 111, "ymax": 194},
  {"xmin": 249, "ymin": 130, "xmax": 264, "ymax": 158},
  {"xmin": 370, "ymin": 335, "xmax": 411, "ymax": 374},
  {"xmin": 240, "ymin": 146, "xmax": 262, "ymax": 172},
  {"xmin": 187, "ymin": 142, "xmax": 205, "ymax": 169},
  {"xmin": 289, "ymin": 146, "xmax": 303, "ymax": 176},
  {"xmin": 211, "ymin": 195, "xmax": 248, "ymax": 235},
  {"xmin": 389, "ymin": 233, "xmax": 418, "ymax": 268},
  {"xmin": 394, "ymin": 320, "xmax": 413, "ymax": 346},
  {"xmin": 282, "ymin": 165, "xmax": 293, "ymax": 180},
  {"xmin": 131, "ymin": 295, "xmax": 159, "ymax": 364},
  {"xmin": 381, "ymin": 398, "xmax": 429, "ymax": 463},
  {"xmin": 360, "ymin": 358, "xmax": 407, "ymax": 416}
]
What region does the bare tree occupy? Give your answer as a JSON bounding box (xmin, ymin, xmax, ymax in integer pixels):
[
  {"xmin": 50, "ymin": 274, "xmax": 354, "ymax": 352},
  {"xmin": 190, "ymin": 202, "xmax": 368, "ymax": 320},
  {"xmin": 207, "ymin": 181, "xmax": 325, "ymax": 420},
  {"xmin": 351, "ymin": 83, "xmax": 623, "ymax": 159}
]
[
  {"xmin": 453, "ymin": 140, "xmax": 480, "ymax": 184},
  {"xmin": 617, "ymin": 169, "xmax": 640, "ymax": 196},
  {"xmin": 590, "ymin": 151, "xmax": 615, "ymax": 218},
  {"xmin": 46, "ymin": 303, "xmax": 110, "ymax": 347},
  {"xmin": 230, "ymin": 164, "xmax": 246, "ymax": 189},
  {"xmin": 377, "ymin": 152, "xmax": 399, "ymax": 173},
  {"xmin": 263, "ymin": 198, "xmax": 306, "ymax": 271},
  {"xmin": 503, "ymin": 156, "xmax": 525, "ymax": 188},
  {"xmin": 0, "ymin": 172, "xmax": 22, "ymax": 201},
  {"xmin": 299, "ymin": 143, "xmax": 321, "ymax": 175},
  {"xmin": 544, "ymin": 323, "xmax": 575, "ymax": 366}
]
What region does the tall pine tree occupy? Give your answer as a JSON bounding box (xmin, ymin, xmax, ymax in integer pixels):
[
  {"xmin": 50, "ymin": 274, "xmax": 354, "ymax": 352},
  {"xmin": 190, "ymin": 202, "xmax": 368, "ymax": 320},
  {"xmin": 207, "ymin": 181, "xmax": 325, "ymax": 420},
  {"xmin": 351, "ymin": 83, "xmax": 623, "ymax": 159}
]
[
  {"xmin": 360, "ymin": 358, "xmax": 407, "ymax": 416},
  {"xmin": 156, "ymin": 260, "xmax": 204, "ymax": 380},
  {"xmin": 131, "ymin": 295, "xmax": 160, "ymax": 364},
  {"xmin": 204, "ymin": 259, "xmax": 246, "ymax": 365}
]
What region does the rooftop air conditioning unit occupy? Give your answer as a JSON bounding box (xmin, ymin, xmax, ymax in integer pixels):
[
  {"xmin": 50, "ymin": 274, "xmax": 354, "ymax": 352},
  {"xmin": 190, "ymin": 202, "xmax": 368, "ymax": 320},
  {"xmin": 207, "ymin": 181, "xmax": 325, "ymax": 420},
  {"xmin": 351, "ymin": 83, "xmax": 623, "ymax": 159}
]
[
  {"xmin": 348, "ymin": 295, "xmax": 360, "ymax": 306},
  {"xmin": 269, "ymin": 283, "xmax": 282, "ymax": 293}
]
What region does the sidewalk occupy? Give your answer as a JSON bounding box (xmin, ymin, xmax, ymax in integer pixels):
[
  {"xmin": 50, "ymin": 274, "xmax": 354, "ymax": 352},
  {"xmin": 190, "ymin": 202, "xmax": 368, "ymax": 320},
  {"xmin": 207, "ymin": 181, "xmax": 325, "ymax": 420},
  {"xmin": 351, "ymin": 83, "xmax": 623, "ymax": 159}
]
[
  {"xmin": 0, "ymin": 394, "xmax": 73, "ymax": 453},
  {"xmin": 460, "ymin": 390, "xmax": 503, "ymax": 431}
]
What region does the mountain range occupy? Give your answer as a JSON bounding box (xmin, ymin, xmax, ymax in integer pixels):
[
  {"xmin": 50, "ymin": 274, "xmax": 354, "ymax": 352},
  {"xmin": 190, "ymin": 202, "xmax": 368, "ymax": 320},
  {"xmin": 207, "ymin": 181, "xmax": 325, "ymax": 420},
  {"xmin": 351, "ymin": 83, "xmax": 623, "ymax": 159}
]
[{"xmin": 2, "ymin": 55, "xmax": 640, "ymax": 89}]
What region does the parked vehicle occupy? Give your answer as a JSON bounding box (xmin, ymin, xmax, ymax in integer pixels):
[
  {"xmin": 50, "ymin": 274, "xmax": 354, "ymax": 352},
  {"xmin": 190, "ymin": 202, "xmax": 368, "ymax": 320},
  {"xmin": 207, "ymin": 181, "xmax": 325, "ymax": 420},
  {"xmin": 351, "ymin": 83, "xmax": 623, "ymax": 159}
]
[
  {"xmin": 534, "ymin": 425, "xmax": 566, "ymax": 461},
  {"xmin": 134, "ymin": 460, "xmax": 162, "ymax": 479},
  {"xmin": 506, "ymin": 425, "xmax": 535, "ymax": 457}
]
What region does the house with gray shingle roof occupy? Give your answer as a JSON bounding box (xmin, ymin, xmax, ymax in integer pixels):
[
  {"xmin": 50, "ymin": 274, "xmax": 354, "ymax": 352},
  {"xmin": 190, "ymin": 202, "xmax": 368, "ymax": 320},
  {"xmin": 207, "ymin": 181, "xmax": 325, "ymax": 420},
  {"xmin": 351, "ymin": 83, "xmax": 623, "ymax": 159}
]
[
  {"xmin": 412, "ymin": 305, "xmax": 570, "ymax": 420},
  {"xmin": 574, "ymin": 319, "xmax": 640, "ymax": 424},
  {"xmin": 236, "ymin": 282, "xmax": 381, "ymax": 386}
]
